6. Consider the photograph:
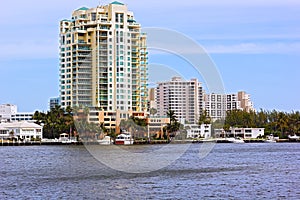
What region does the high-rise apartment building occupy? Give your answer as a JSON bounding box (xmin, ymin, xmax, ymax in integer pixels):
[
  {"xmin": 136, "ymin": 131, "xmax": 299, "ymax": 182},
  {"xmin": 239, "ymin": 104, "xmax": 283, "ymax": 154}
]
[
  {"xmin": 204, "ymin": 91, "xmax": 254, "ymax": 121},
  {"xmin": 59, "ymin": 1, "xmax": 148, "ymax": 113},
  {"xmin": 156, "ymin": 77, "xmax": 203, "ymax": 124}
]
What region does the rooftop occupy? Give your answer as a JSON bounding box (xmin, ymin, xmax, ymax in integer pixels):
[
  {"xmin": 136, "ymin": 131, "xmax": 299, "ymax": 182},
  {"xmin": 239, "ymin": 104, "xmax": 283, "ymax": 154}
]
[
  {"xmin": 76, "ymin": 7, "xmax": 89, "ymax": 11},
  {"xmin": 0, "ymin": 121, "xmax": 42, "ymax": 129},
  {"xmin": 111, "ymin": 1, "xmax": 124, "ymax": 5}
]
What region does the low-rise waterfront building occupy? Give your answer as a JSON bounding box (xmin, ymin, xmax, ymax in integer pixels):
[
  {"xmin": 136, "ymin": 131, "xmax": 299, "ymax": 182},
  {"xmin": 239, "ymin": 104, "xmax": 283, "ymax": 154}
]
[
  {"xmin": 0, "ymin": 121, "xmax": 43, "ymax": 141},
  {"xmin": 186, "ymin": 124, "xmax": 212, "ymax": 139},
  {"xmin": 215, "ymin": 127, "xmax": 264, "ymax": 139},
  {"xmin": 98, "ymin": 110, "xmax": 148, "ymax": 133},
  {"xmin": 146, "ymin": 117, "xmax": 170, "ymax": 138}
]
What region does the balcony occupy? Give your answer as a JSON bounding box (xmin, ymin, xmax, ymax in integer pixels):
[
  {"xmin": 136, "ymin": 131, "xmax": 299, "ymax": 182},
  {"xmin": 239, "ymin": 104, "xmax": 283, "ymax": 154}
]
[
  {"xmin": 77, "ymin": 46, "xmax": 92, "ymax": 51},
  {"xmin": 77, "ymin": 40, "xmax": 87, "ymax": 44},
  {"xmin": 99, "ymin": 33, "xmax": 108, "ymax": 37}
]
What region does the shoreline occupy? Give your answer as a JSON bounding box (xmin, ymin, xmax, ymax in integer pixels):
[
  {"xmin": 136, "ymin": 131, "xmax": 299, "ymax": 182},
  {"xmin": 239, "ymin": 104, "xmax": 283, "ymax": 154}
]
[{"xmin": 0, "ymin": 138, "xmax": 298, "ymax": 146}]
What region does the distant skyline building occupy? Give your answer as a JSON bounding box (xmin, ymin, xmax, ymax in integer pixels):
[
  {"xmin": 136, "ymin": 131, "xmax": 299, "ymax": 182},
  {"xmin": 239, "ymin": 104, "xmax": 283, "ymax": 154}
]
[
  {"xmin": 156, "ymin": 77, "xmax": 203, "ymax": 124},
  {"xmin": 147, "ymin": 88, "xmax": 156, "ymax": 111},
  {"xmin": 11, "ymin": 113, "xmax": 34, "ymax": 122},
  {"xmin": 0, "ymin": 104, "xmax": 34, "ymax": 122},
  {"xmin": 0, "ymin": 104, "xmax": 17, "ymax": 122},
  {"xmin": 49, "ymin": 97, "xmax": 60, "ymax": 110},
  {"xmin": 204, "ymin": 91, "xmax": 254, "ymax": 121},
  {"xmin": 59, "ymin": 1, "xmax": 148, "ymax": 113}
]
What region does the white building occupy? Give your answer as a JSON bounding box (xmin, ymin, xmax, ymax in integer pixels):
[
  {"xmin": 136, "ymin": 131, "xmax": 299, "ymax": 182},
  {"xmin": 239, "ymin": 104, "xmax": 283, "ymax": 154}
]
[
  {"xmin": 11, "ymin": 112, "xmax": 34, "ymax": 122},
  {"xmin": 204, "ymin": 91, "xmax": 254, "ymax": 121},
  {"xmin": 0, "ymin": 104, "xmax": 17, "ymax": 122},
  {"xmin": 215, "ymin": 127, "xmax": 264, "ymax": 139},
  {"xmin": 186, "ymin": 124, "xmax": 212, "ymax": 139},
  {"xmin": 0, "ymin": 121, "xmax": 43, "ymax": 141},
  {"xmin": 0, "ymin": 104, "xmax": 35, "ymax": 122},
  {"xmin": 156, "ymin": 77, "xmax": 203, "ymax": 124}
]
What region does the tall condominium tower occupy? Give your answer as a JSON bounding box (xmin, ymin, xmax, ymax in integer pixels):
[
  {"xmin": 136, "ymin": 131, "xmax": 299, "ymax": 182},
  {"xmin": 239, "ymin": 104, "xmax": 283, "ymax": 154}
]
[
  {"xmin": 156, "ymin": 77, "xmax": 203, "ymax": 124},
  {"xmin": 59, "ymin": 1, "xmax": 148, "ymax": 113}
]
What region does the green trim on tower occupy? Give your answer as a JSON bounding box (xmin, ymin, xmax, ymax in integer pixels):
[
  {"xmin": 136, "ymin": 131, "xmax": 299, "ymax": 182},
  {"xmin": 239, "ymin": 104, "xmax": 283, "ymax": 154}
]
[
  {"xmin": 111, "ymin": 1, "xmax": 124, "ymax": 5},
  {"xmin": 76, "ymin": 7, "xmax": 89, "ymax": 11}
]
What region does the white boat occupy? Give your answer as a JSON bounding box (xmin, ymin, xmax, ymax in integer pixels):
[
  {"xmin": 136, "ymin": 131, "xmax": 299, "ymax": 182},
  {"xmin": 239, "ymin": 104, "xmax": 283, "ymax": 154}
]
[
  {"xmin": 97, "ymin": 136, "xmax": 112, "ymax": 145},
  {"xmin": 61, "ymin": 140, "xmax": 72, "ymax": 144},
  {"xmin": 227, "ymin": 137, "xmax": 245, "ymax": 143},
  {"xmin": 264, "ymin": 135, "xmax": 277, "ymax": 143},
  {"xmin": 288, "ymin": 135, "xmax": 299, "ymax": 141},
  {"xmin": 115, "ymin": 133, "xmax": 134, "ymax": 145},
  {"xmin": 264, "ymin": 139, "xmax": 276, "ymax": 143}
]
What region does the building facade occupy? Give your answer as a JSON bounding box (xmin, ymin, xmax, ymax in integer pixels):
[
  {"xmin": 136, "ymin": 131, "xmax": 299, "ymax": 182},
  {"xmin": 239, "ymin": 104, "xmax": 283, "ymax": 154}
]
[
  {"xmin": 215, "ymin": 127, "xmax": 264, "ymax": 139},
  {"xmin": 186, "ymin": 124, "xmax": 212, "ymax": 139},
  {"xmin": 156, "ymin": 77, "xmax": 203, "ymax": 124},
  {"xmin": 147, "ymin": 88, "xmax": 157, "ymax": 112},
  {"xmin": 204, "ymin": 91, "xmax": 254, "ymax": 121},
  {"xmin": 147, "ymin": 117, "xmax": 170, "ymax": 138},
  {"xmin": 0, "ymin": 104, "xmax": 17, "ymax": 122},
  {"xmin": 238, "ymin": 91, "xmax": 254, "ymax": 112},
  {"xmin": 49, "ymin": 97, "xmax": 60, "ymax": 110},
  {"xmin": 0, "ymin": 121, "xmax": 43, "ymax": 141},
  {"xmin": 11, "ymin": 113, "xmax": 34, "ymax": 122},
  {"xmin": 59, "ymin": 2, "xmax": 148, "ymax": 114}
]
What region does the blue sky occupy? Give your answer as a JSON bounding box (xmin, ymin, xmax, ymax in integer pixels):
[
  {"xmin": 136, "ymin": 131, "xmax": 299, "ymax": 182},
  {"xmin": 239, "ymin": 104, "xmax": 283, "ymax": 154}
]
[{"xmin": 0, "ymin": 0, "xmax": 299, "ymax": 112}]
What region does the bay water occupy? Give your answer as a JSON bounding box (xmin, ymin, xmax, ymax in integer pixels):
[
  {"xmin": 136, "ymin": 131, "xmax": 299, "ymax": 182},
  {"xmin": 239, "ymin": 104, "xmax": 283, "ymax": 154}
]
[{"xmin": 1, "ymin": 143, "xmax": 299, "ymax": 199}]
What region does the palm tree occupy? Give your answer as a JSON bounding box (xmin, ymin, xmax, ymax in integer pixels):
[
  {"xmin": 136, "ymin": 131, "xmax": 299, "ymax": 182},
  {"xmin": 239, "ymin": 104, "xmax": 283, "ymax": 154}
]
[
  {"xmin": 167, "ymin": 110, "xmax": 177, "ymax": 123},
  {"xmin": 150, "ymin": 108, "xmax": 157, "ymax": 116},
  {"xmin": 9, "ymin": 130, "xmax": 14, "ymax": 141},
  {"xmin": 198, "ymin": 110, "xmax": 211, "ymax": 125},
  {"xmin": 166, "ymin": 109, "xmax": 180, "ymax": 138}
]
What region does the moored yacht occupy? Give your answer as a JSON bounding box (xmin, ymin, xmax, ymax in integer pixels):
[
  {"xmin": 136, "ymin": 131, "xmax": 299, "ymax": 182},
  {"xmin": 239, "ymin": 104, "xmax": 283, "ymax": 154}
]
[
  {"xmin": 227, "ymin": 137, "xmax": 245, "ymax": 143},
  {"xmin": 97, "ymin": 136, "xmax": 113, "ymax": 145},
  {"xmin": 115, "ymin": 132, "xmax": 134, "ymax": 145}
]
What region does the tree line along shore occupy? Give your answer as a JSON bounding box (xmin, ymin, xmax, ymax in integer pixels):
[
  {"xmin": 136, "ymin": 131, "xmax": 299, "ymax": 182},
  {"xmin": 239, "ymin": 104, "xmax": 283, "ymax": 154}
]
[{"xmin": 29, "ymin": 106, "xmax": 300, "ymax": 140}]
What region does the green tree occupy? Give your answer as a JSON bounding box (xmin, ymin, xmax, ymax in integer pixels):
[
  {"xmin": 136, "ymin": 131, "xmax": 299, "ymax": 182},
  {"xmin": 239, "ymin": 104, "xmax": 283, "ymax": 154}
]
[
  {"xmin": 150, "ymin": 108, "xmax": 157, "ymax": 116},
  {"xmin": 198, "ymin": 110, "xmax": 211, "ymax": 125},
  {"xmin": 32, "ymin": 106, "xmax": 75, "ymax": 139},
  {"xmin": 119, "ymin": 116, "xmax": 147, "ymax": 139},
  {"xmin": 277, "ymin": 112, "xmax": 288, "ymax": 138},
  {"xmin": 166, "ymin": 109, "xmax": 180, "ymax": 138}
]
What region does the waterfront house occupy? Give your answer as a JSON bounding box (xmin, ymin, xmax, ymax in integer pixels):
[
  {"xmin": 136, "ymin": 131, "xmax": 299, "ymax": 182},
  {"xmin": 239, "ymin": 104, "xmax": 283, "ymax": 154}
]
[
  {"xmin": 186, "ymin": 124, "xmax": 212, "ymax": 139},
  {"xmin": 0, "ymin": 121, "xmax": 43, "ymax": 141},
  {"xmin": 215, "ymin": 127, "xmax": 264, "ymax": 139}
]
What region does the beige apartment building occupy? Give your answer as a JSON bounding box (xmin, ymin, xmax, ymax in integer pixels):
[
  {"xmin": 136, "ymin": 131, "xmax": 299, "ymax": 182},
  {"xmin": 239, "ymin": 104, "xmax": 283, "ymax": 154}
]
[
  {"xmin": 59, "ymin": 1, "xmax": 148, "ymax": 121},
  {"xmin": 156, "ymin": 77, "xmax": 203, "ymax": 124},
  {"xmin": 204, "ymin": 91, "xmax": 254, "ymax": 121}
]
